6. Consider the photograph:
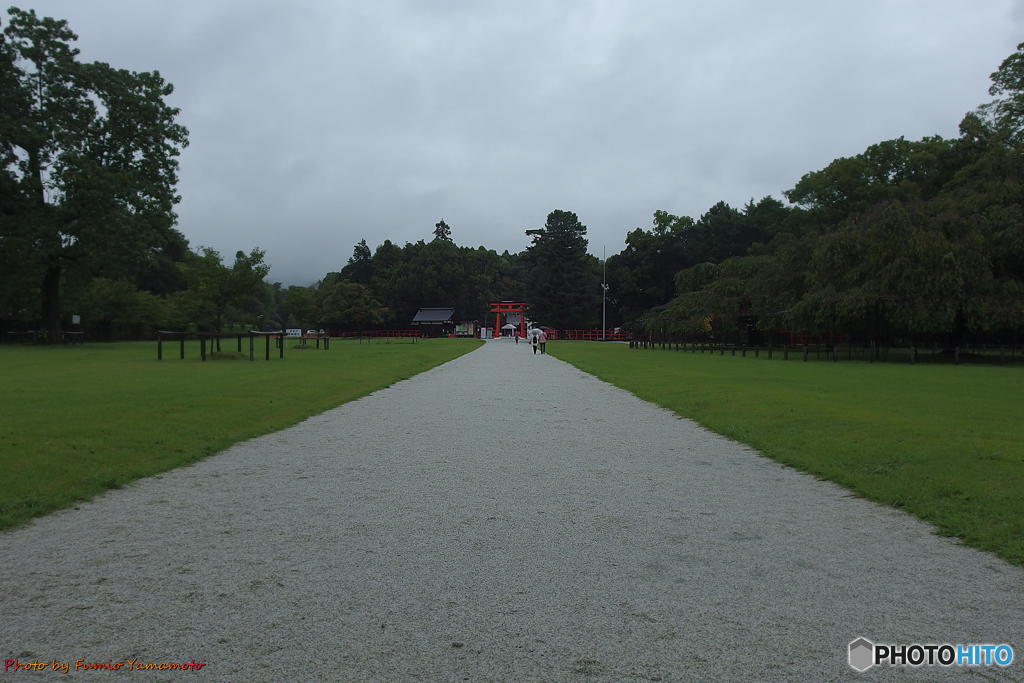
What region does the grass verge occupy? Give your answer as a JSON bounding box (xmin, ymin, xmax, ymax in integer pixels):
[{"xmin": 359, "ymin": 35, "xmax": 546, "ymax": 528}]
[
  {"xmin": 0, "ymin": 337, "xmax": 481, "ymax": 530},
  {"xmin": 549, "ymin": 341, "xmax": 1024, "ymax": 566}
]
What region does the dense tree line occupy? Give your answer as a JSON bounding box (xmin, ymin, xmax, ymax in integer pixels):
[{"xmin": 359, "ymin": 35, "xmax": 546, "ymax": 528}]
[
  {"xmin": 282, "ymin": 210, "xmax": 602, "ymax": 332},
  {"xmin": 632, "ymin": 45, "xmax": 1024, "ymax": 348},
  {"xmin": 2, "ymin": 6, "xmax": 1021, "ymax": 345}
]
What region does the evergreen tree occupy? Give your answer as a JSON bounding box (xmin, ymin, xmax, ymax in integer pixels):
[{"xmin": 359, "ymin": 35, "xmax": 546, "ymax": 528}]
[
  {"xmin": 340, "ymin": 239, "xmax": 373, "ymax": 285},
  {"xmin": 433, "ymin": 219, "xmax": 453, "ymax": 242},
  {"xmin": 524, "ymin": 210, "xmax": 601, "ymax": 328}
]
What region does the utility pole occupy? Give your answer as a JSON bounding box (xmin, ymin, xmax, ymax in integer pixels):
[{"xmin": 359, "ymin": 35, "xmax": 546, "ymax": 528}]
[{"xmin": 601, "ymin": 245, "xmax": 608, "ymax": 341}]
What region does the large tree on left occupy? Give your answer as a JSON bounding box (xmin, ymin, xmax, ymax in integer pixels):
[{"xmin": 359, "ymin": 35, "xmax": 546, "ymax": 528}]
[{"xmin": 0, "ymin": 7, "xmax": 187, "ymax": 341}]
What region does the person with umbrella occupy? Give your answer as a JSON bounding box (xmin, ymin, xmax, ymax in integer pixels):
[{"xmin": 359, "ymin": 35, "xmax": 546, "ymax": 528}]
[{"xmin": 538, "ymin": 329, "xmax": 548, "ymax": 354}]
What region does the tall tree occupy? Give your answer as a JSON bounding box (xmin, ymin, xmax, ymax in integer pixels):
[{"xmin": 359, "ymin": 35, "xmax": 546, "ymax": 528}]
[
  {"xmin": 340, "ymin": 239, "xmax": 373, "ymax": 285},
  {"xmin": 368, "ymin": 239, "xmax": 404, "ymax": 321},
  {"xmin": 0, "ymin": 7, "xmax": 188, "ymax": 341},
  {"xmin": 524, "ymin": 210, "xmax": 601, "ymax": 328},
  {"xmin": 983, "ymin": 41, "xmax": 1024, "ymax": 140},
  {"xmin": 433, "ymin": 219, "xmax": 452, "ymax": 242}
]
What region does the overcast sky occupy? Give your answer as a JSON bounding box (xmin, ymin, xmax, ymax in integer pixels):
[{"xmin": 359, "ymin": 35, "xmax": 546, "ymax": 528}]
[{"xmin": 14, "ymin": 1, "xmax": 1024, "ymax": 285}]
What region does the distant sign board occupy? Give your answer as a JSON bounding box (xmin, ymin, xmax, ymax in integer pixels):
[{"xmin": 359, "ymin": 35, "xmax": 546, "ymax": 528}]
[{"xmin": 285, "ymin": 328, "xmax": 302, "ymax": 338}]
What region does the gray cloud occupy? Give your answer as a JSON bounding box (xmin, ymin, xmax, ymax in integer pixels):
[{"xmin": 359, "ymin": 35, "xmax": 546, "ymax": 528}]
[{"xmin": 14, "ymin": 0, "xmax": 1023, "ymax": 284}]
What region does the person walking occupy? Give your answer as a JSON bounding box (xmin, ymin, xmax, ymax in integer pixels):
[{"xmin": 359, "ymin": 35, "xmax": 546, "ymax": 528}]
[
  {"xmin": 538, "ymin": 330, "xmax": 548, "ymax": 354},
  {"xmin": 531, "ymin": 334, "xmax": 538, "ymax": 354}
]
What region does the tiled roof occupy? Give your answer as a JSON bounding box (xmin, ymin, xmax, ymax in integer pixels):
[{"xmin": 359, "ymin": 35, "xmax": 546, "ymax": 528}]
[{"xmin": 411, "ymin": 307, "xmax": 455, "ymax": 323}]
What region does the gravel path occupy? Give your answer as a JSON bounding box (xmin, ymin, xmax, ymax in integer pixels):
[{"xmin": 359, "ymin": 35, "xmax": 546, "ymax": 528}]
[{"xmin": 2, "ymin": 340, "xmax": 1021, "ymax": 681}]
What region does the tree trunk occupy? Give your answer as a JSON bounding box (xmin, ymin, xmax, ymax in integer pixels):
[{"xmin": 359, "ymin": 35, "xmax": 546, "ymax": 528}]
[{"xmin": 42, "ymin": 265, "xmax": 63, "ymax": 343}]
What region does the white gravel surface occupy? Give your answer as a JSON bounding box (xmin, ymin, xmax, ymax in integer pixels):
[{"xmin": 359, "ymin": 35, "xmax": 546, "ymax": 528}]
[{"xmin": 2, "ymin": 340, "xmax": 1022, "ymax": 681}]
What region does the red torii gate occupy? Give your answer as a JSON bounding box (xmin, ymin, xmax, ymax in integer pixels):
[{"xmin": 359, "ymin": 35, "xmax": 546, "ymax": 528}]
[{"xmin": 490, "ymin": 301, "xmax": 527, "ymax": 339}]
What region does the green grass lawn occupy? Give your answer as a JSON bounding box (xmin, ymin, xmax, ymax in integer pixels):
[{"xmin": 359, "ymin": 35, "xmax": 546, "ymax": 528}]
[
  {"xmin": 0, "ymin": 337, "xmax": 481, "ymax": 530},
  {"xmin": 549, "ymin": 341, "xmax": 1024, "ymax": 566}
]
